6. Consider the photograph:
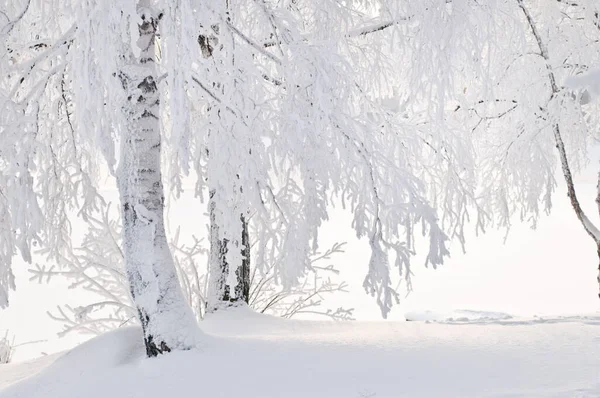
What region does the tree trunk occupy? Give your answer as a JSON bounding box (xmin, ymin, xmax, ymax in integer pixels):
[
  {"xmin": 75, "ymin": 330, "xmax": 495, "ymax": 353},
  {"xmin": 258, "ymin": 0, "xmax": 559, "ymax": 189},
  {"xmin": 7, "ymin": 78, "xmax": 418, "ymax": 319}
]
[
  {"xmin": 201, "ymin": 6, "xmax": 251, "ymax": 312},
  {"xmin": 207, "ymin": 194, "xmax": 251, "ymax": 311},
  {"xmin": 117, "ymin": 4, "xmax": 198, "ymax": 357}
]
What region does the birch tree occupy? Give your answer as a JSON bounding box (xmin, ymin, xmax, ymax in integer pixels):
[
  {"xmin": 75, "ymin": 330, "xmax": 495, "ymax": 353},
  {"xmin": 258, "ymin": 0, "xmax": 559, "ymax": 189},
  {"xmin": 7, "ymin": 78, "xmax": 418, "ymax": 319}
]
[
  {"xmin": 116, "ymin": 3, "xmax": 199, "ymax": 356},
  {"xmin": 196, "ymin": 3, "xmax": 252, "ymax": 311},
  {"xmin": 513, "ymin": 0, "xmax": 600, "ymax": 293},
  {"xmin": 406, "ymin": 0, "xmax": 600, "ymax": 293},
  {"xmin": 446, "ymin": 1, "xmax": 600, "ymax": 292},
  {"xmin": 1, "ymin": 0, "xmax": 200, "ymax": 356}
]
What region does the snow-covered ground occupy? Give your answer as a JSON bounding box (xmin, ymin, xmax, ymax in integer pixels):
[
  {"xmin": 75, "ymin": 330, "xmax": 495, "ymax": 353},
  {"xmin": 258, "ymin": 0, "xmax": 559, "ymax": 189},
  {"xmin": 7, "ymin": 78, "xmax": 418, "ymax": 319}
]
[{"xmin": 2, "ymin": 307, "xmax": 600, "ymax": 398}]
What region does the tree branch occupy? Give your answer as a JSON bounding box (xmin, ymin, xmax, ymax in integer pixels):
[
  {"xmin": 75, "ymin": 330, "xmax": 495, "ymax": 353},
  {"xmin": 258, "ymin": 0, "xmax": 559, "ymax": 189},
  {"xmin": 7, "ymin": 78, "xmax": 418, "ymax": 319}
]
[
  {"xmin": 346, "ymin": 18, "xmax": 409, "ymax": 38},
  {"xmin": 225, "ymin": 20, "xmax": 282, "ymax": 65}
]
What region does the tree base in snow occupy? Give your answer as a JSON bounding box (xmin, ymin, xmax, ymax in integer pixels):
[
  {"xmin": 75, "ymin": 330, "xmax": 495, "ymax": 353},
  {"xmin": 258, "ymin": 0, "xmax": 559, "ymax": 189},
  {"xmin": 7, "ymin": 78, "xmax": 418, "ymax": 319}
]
[
  {"xmin": 206, "ymin": 299, "xmax": 249, "ymax": 314},
  {"xmin": 144, "ymin": 335, "xmax": 171, "ymax": 357}
]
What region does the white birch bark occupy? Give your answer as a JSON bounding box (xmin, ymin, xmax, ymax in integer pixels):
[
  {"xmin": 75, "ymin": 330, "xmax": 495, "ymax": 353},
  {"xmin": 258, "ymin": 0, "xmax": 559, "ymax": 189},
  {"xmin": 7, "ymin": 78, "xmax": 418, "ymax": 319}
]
[{"xmin": 117, "ymin": 2, "xmax": 199, "ymax": 356}]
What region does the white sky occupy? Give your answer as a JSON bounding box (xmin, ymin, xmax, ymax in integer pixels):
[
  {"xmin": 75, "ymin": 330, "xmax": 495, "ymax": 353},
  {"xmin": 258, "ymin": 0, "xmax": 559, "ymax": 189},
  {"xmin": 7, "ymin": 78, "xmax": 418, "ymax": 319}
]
[{"xmin": 2, "ymin": 155, "xmax": 600, "ymax": 362}]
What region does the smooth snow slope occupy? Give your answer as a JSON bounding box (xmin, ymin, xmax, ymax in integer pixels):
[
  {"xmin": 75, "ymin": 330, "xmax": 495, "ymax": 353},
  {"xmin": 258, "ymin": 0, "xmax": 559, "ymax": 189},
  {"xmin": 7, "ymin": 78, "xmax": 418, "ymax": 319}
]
[{"xmin": 1, "ymin": 307, "xmax": 600, "ymax": 398}]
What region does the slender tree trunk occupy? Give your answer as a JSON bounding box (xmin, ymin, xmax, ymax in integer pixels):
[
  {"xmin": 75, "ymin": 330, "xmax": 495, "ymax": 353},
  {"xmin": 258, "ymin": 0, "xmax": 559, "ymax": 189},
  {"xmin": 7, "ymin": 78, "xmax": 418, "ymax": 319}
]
[
  {"xmin": 200, "ymin": 6, "xmax": 251, "ymax": 311},
  {"xmin": 117, "ymin": 4, "xmax": 198, "ymax": 357}
]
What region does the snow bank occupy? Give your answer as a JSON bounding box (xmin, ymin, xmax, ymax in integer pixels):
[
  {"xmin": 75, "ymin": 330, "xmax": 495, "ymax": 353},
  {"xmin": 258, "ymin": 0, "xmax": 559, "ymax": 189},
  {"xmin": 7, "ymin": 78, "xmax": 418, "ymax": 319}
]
[{"xmin": 2, "ymin": 307, "xmax": 600, "ymax": 397}]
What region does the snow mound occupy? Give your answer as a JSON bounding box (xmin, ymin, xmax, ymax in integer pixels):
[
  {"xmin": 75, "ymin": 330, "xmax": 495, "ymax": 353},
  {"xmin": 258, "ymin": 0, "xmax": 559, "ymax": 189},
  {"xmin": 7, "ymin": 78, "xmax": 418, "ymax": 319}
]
[
  {"xmin": 2, "ymin": 309, "xmax": 600, "ymax": 397},
  {"xmin": 51, "ymin": 326, "xmax": 145, "ymax": 369},
  {"xmin": 0, "ymin": 354, "xmax": 58, "ymax": 390}
]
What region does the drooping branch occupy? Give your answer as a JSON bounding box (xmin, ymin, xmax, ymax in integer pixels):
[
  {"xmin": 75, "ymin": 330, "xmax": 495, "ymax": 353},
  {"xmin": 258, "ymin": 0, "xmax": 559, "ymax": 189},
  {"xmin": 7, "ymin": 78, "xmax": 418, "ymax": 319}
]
[
  {"xmin": 262, "ymin": 16, "xmax": 410, "ymax": 48},
  {"xmin": 190, "ymin": 74, "xmax": 248, "ymax": 124},
  {"xmin": 225, "ymin": 19, "xmax": 282, "ymax": 65},
  {"xmin": 8, "ymin": 24, "xmax": 76, "ymax": 101}
]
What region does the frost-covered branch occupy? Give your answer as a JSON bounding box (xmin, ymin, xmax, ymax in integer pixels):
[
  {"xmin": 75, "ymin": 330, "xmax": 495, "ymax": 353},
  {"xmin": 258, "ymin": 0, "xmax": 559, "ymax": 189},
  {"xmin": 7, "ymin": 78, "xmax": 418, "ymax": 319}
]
[{"xmin": 346, "ymin": 18, "xmax": 410, "ymax": 38}]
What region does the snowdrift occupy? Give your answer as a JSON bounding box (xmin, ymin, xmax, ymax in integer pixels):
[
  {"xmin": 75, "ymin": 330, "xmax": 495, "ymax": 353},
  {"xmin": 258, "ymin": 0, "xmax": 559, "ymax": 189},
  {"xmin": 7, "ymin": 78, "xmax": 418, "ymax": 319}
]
[{"xmin": 2, "ymin": 307, "xmax": 600, "ymax": 397}]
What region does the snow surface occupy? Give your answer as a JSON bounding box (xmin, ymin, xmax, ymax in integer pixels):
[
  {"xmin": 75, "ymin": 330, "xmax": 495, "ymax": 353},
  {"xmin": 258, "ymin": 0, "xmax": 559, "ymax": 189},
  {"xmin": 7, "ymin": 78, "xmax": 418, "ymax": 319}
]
[
  {"xmin": 2, "ymin": 307, "xmax": 600, "ymax": 398},
  {"xmin": 404, "ymin": 309, "xmax": 513, "ymax": 323}
]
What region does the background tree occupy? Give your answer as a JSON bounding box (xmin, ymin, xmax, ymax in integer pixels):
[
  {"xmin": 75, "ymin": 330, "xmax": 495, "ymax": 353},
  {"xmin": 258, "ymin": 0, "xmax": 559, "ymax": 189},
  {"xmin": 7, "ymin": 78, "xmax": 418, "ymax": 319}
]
[
  {"xmin": 195, "ymin": 3, "xmax": 252, "ymax": 311},
  {"xmin": 186, "ymin": 0, "xmax": 453, "ymax": 318},
  {"xmin": 353, "ymin": 0, "xmax": 600, "ymax": 297},
  {"xmin": 512, "ymin": 0, "xmax": 600, "ymax": 292},
  {"xmin": 435, "ymin": 0, "xmax": 600, "ymax": 293}
]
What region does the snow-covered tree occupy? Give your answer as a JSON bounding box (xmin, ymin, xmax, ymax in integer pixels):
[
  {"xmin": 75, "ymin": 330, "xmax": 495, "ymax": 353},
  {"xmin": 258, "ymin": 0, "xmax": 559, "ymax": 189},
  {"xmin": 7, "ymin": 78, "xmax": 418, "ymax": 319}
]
[
  {"xmin": 112, "ymin": 4, "xmax": 195, "ymax": 356},
  {"xmin": 0, "ymin": 0, "xmax": 199, "ymax": 356},
  {"xmin": 509, "ymin": 1, "xmax": 600, "ymax": 289},
  {"xmin": 188, "ymin": 0, "xmax": 453, "ymax": 317},
  {"xmin": 436, "ymin": 1, "xmax": 600, "ymax": 291},
  {"xmin": 396, "ymin": 0, "xmax": 600, "ymax": 294},
  {"xmin": 0, "ymin": 0, "xmax": 490, "ymax": 334},
  {"xmin": 196, "ymin": 2, "xmax": 252, "ymax": 311},
  {"xmin": 10, "ymin": 0, "xmax": 599, "ymax": 358}
]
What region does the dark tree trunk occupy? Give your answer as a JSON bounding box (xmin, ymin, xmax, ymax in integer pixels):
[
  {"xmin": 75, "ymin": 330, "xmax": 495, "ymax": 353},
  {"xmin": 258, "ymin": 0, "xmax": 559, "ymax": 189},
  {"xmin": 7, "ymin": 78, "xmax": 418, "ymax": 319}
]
[{"xmin": 208, "ymin": 193, "xmax": 250, "ymax": 310}]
